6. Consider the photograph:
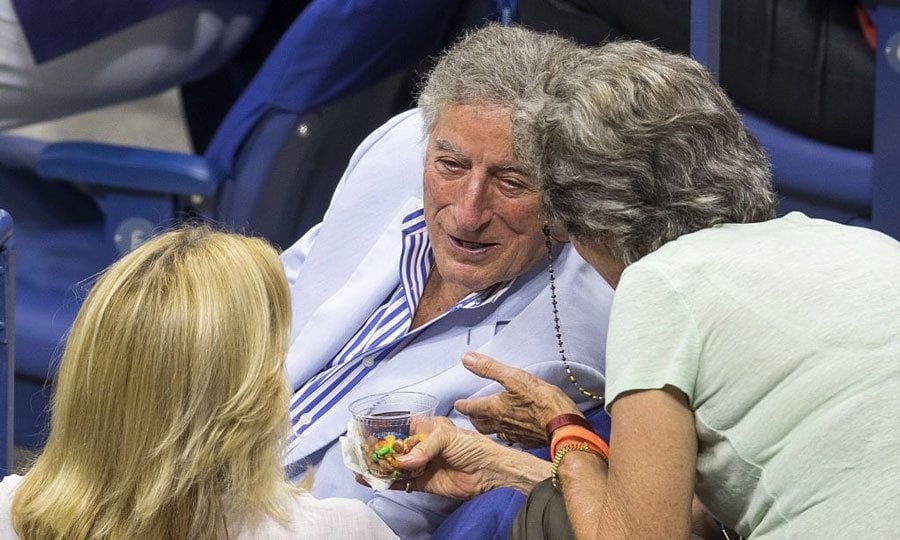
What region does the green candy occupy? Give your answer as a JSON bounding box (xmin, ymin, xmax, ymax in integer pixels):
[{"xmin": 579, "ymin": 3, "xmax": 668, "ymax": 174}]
[
  {"xmin": 370, "ymin": 453, "xmax": 380, "ymax": 462},
  {"xmin": 376, "ymin": 446, "xmax": 391, "ymax": 457}
]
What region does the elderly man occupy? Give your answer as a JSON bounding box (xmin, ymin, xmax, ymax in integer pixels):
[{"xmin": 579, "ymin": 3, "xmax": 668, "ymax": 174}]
[{"xmin": 278, "ymin": 26, "xmax": 614, "ymax": 538}]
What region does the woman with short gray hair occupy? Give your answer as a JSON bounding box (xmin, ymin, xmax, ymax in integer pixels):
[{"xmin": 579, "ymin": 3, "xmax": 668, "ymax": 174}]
[
  {"xmin": 391, "ymin": 40, "xmax": 900, "ymax": 539},
  {"xmin": 540, "ymin": 41, "xmax": 776, "ymax": 267}
]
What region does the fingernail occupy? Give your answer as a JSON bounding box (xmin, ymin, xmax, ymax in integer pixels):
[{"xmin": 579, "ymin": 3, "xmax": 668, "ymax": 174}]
[{"xmin": 462, "ymin": 352, "xmax": 477, "ymax": 366}]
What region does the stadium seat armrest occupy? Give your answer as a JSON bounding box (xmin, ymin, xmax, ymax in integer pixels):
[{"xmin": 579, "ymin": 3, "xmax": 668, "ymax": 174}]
[
  {"xmin": 0, "ymin": 210, "xmax": 11, "ymax": 245},
  {"xmin": 0, "ymin": 135, "xmax": 47, "ymax": 171},
  {"xmin": 36, "ymin": 142, "xmax": 222, "ymax": 197}
]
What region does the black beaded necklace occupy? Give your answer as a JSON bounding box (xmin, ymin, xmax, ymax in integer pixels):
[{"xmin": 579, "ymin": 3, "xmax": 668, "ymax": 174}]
[{"xmin": 543, "ymin": 224, "xmax": 604, "ymax": 402}]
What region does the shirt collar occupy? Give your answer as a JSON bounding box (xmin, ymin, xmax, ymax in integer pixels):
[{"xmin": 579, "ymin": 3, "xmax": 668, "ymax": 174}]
[{"xmin": 399, "ymin": 208, "xmax": 515, "ymax": 310}]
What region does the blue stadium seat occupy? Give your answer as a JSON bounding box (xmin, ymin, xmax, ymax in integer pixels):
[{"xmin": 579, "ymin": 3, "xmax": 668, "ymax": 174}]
[
  {"xmin": 0, "ymin": 210, "xmax": 12, "ymax": 475},
  {"xmin": 0, "ymin": 0, "xmax": 494, "ymax": 449},
  {"xmin": 690, "ymin": 0, "xmax": 900, "ymax": 240}
]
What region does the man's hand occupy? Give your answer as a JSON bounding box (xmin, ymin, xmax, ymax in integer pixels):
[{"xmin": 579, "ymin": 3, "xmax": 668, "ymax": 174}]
[{"xmin": 453, "ymin": 352, "xmax": 582, "ymax": 447}]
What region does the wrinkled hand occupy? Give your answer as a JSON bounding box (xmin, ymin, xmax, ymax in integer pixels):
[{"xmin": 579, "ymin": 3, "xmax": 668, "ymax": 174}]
[
  {"xmin": 454, "ymin": 352, "xmax": 582, "ymax": 448},
  {"xmin": 389, "ymin": 417, "xmax": 510, "ymax": 500}
]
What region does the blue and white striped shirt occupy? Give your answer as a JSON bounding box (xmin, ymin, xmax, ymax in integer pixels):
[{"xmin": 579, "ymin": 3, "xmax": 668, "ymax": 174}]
[{"xmin": 286, "ymin": 208, "xmax": 513, "ymax": 455}]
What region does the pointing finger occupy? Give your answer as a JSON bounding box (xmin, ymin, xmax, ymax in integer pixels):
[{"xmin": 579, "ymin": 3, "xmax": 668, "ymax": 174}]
[{"xmin": 462, "ymin": 352, "xmax": 531, "ymax": 392}]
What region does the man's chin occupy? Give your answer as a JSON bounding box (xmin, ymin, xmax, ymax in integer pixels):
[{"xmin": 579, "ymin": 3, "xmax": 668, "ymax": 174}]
[{"xmin": 439, "ymin": 267, "xmax": 495, "ymax": 294}]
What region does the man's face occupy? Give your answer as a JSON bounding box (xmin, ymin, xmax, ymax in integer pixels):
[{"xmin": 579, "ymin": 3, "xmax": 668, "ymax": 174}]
[{"xmin": 423, "ymin": 104, "xmax": 545, "ymax": 294}]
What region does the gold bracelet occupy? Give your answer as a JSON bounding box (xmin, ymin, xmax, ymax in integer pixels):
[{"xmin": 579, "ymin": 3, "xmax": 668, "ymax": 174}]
[{"xmin": 550, "ymin": 443, "xmax": 607, "ymax": 490}]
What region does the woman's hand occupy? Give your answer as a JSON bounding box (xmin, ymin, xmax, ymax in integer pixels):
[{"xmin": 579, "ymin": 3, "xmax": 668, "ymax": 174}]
[
  {"xmin": 395, "ymin": 417, "xmax": 551, "ymax": 498},
  {"xmin": 453, "ymin": 352, "xmax": 582, "ymax": 447}
]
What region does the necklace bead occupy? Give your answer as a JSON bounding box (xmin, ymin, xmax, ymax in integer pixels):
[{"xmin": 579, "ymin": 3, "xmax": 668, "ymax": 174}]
[{"xmin": 544, "ymin": 225, "xmax": 603, "ymax": 402}]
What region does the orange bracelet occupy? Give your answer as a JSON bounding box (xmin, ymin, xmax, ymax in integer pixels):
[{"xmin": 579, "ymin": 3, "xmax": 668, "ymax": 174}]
[{"xmin": 550, "ymin": 424, "xmax": 609, "ymax": 460}]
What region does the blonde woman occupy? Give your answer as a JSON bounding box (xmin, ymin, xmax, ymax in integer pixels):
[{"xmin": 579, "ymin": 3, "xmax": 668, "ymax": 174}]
[{"xmin": 0, "ymin": 227, "xmax": 397, "ymax": 539}]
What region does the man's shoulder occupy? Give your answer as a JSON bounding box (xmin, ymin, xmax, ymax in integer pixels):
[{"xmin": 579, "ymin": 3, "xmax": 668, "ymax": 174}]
[
  {"xmin": 307, "ymin": 109, "xmax": 427, "ymax": 252},
  {"xmin": 287, "ymin": 111, "xmax": 429, "ymax": 326},
  {"xmin": 328, "ymin": 109, "xmax": 427, "ymax": 207}
]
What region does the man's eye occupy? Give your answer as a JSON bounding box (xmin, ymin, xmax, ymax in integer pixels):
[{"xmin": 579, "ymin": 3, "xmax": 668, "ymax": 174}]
[
  {"xmin": 498, "ymin": 178, "xmax": 532, "ymax": 195},
  {"xmin": 437, "ymin": 159, "xmax": 463, "ymax": 173}
]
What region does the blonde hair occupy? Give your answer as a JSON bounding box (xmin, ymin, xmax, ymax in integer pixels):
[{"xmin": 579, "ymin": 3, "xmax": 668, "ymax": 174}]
[{"xmin": 12, "ymin": 226, "xmax": 296, "ymax": 539}]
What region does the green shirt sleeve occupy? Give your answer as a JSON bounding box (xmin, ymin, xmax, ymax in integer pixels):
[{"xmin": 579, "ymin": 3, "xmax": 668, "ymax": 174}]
[{"xmin": 604, "ymin": 260, "xmax": 701, "ymax": 412}]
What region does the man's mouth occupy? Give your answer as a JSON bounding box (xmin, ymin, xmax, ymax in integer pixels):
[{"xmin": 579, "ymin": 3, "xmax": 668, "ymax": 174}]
[{"xmin": 451, "ymin": 236, "xmax": 496, "ymax": 250}]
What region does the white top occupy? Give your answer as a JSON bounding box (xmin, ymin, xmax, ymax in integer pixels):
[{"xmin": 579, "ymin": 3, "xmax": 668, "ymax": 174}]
[
  {"xmin": 0, "ymin": 474, "xmax": 398, "ymax": 539},
  {"xmin": 605, "ymin": 213, "xmax": 900, "ymax": 538}
]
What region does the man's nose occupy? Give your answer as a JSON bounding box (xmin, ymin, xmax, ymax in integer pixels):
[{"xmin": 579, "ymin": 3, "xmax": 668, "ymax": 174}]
[{"xmin": 453, "ymin": 174, "xmax": 492, "ymax": 231}]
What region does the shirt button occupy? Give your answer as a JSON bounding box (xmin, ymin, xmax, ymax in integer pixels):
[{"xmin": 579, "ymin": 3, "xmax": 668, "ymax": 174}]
[
  {"xmin": 362, "ymin": 358, "xmax": 375, "ymax": 368},
  {"xmin": 299, "ymin": 413, "xmax": 313, "ymax": 425}
]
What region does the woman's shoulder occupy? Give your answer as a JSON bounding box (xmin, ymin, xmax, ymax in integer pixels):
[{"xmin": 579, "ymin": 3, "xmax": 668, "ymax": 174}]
[
  {"xmin": 0, "ymin": 475, "xmax": 23, "ymax": 539},
  {"xmin": 0, "ymin": 475, "xmax": 22, "ymax": 493},
  {"xmin": 239, "ymin": 493, "xmax": 398, "ymax": 539},
  {"xmin": 0, "ymin": 474, "xmax": 22, "ymax": 506}
]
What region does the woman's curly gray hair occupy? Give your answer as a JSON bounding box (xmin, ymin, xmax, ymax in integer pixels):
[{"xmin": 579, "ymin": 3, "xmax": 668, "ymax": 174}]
[
  {"xmin": 418, "ymin": 24, "xmax": 579, "ymax": 176},
  {"xmin": 540, "ymin": 41, "xmax": 777, "ymax": 266}
]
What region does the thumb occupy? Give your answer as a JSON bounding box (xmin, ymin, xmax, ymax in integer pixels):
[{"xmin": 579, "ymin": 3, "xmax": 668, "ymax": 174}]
[
  {"xmin": 396, "ymin": 436, "xmax": 439, "ymax": 469},
  {"xmin": 453, "ymin": 396, "xmax": 494, "ymax": 418},
  {"xmin": 453, "ymin": 397, "xmax": 475, "ymax": 416}
]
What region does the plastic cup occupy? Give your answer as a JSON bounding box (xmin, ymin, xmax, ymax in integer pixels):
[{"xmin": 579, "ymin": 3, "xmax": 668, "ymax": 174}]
[{"xmin": 349, "ymin": 391, "xmax": 438, "ymax": 480}]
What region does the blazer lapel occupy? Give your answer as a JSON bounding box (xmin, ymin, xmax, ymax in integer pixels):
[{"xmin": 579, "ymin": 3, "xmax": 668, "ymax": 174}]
[
  {"xmin": 287, "ymin": 318, "xmax": 476, "ymax": 458},
  {"xmin": 291, "ymin": 290, "xmax": 523, "ymax": 457},
  {"xmin": 284, "ymin": 197, "xmax": 423, "ymax": 390}
]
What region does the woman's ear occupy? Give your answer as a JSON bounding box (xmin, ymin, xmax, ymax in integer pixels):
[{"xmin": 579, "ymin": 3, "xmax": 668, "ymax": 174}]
[
  {"xmin": 550, "ymin": 227, "xmax": 570, "ymax": 243},
  {"xmin": 542, "ymin": 222, "xmax": 570, "ymax": 243}
]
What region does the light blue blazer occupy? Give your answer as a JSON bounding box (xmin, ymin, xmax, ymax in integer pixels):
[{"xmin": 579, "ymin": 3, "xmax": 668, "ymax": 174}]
[{"xmin": 280, "ymin": 109, "xmax": 614, "ymax": 539}]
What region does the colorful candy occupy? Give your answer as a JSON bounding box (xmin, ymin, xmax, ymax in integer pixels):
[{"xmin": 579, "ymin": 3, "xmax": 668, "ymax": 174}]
[{"xmin": 361, "ymin": 433, "xmax": 427, "ymax": 479}]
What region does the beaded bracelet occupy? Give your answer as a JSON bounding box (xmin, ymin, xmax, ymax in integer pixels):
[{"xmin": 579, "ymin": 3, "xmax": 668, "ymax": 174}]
[{"xmin": 550, "ymin": 443, "xmax": 607, "ymax": 489}]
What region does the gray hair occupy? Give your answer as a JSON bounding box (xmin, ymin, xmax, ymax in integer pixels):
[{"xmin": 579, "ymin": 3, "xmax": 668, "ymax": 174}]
[
  {"xmin": 539, "ymin": 41, "xmax": 777, "ymax": 266},
  {"xmin": 418, "ymin": 24, "xmax": 580, "ymax": 176}
]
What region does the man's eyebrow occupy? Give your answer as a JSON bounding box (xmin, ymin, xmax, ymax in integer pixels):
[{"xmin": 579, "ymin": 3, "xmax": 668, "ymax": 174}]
[
  {"xmin": 433, "ymin": 139, "xmax": 469, "ymax": 162},
  {"xmin": 492, "ymin": 163, "xmax": 530, "ymax": 177},
  {"xmin": 433, "ymin": 138, "xmax": 532, "ymax": 179}
]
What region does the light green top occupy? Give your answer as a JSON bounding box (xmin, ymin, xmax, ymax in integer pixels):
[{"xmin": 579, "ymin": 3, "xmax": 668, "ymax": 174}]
[{"xmin": 605, "ymin": 213, "xmax": 900, "ymax": 538}]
